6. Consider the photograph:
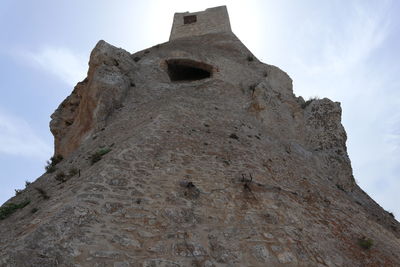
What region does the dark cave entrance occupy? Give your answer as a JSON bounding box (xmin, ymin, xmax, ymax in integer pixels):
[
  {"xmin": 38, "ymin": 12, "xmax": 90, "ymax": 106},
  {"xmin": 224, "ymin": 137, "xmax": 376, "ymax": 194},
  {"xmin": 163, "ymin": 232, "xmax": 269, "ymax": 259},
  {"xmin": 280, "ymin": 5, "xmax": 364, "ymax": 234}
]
[{"xmin": 166, "ymin": 59, "xmax": 212, "ymax": 82}]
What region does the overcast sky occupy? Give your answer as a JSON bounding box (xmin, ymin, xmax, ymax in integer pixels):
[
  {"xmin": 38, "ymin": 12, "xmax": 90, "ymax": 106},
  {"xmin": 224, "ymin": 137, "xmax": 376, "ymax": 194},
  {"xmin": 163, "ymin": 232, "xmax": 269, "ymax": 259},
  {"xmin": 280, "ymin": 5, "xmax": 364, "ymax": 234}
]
[{"xmin": 0, "ymin": 0, "xmax": 399, "ymax": 218}]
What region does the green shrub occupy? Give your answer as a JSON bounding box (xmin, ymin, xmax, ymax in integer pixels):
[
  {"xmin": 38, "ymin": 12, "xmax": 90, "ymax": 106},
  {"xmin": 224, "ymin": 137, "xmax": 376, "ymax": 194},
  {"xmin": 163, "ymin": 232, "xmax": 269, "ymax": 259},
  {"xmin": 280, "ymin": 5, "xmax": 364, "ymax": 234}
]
[
  {"xmin": 45, "ymin": 155, "xmax": 63, "ymax": 173},
  {"xmin": 90, "ymin": 148, "xmax": 111, "ymax": 165},
  {"xmin": 358, "ymin": 238, "xmax": 373, "ymax": 250},
  {"xmin": 25, "ymin": 181, "xmax": 31, "ymax": 187},
  {"xmin": 0, "ymin": 199, "xmax": 30, "ymax": 220},
  {"xmin": 247, "ymin": 55, "xmax": 254, "ymax": 62}
]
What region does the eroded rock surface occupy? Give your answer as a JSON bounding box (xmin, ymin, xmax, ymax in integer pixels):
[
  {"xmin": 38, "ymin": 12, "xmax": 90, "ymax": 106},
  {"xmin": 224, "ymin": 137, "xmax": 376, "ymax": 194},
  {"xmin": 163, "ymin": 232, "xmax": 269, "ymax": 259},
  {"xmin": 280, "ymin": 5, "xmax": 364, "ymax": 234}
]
[
  {"xmin": 1, "ymin": 22, "xmax": 399, "ymax": 267},
  {"xmin": 50, "ymin": 40, "xmax": 134, "ymax": 157}
]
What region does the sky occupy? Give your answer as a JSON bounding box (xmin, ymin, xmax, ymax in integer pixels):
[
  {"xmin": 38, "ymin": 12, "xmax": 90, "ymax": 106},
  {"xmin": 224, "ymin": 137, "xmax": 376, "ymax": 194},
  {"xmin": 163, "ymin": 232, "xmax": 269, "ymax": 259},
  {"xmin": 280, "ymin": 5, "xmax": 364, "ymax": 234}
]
[{"xmin": 0, "ymin": 0, "xmax": 399, "ymax": 218}]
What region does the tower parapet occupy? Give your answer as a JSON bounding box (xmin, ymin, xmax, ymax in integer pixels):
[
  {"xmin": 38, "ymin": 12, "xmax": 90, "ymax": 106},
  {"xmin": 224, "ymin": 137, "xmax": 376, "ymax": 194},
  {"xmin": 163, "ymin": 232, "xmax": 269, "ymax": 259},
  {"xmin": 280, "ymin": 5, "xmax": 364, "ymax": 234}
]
[{"xmin": 169, "ymin": 6, "xmax": 232, "ymax": 41}]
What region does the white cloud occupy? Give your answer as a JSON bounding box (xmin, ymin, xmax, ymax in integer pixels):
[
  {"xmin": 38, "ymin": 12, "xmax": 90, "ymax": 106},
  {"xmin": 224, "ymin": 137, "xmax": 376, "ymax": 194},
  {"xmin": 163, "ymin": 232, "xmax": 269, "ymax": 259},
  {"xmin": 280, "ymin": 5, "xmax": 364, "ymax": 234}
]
[
  {"xmin": 289, "ymin": 3, "xmax": 390, "ymax": 82},
  {"xmin": 24, "ymin": 46, "xmax": 87, "ymax": 86},
  {"xmin": 0, "ymin": 111, "xmax": 52, "ymax": 160}
]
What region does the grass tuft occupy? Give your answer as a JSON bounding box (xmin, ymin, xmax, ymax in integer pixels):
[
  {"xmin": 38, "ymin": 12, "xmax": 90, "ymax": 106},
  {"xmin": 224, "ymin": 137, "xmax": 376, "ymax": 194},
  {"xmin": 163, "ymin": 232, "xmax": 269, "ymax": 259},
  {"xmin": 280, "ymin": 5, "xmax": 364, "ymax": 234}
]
[{"xmin": 358, "ymin": 238, "xmax": 373, "ymax": 250}]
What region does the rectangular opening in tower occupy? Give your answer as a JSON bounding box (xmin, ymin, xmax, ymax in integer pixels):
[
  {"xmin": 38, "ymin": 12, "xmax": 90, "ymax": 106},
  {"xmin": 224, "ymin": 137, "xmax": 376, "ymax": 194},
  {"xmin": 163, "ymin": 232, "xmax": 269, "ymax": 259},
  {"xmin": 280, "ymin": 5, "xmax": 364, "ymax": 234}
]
[
  {"xmin": 184, "ymin": 15, "xmax": 197, "ymax": 24},
  {"xmin": 166, "ymin": 59, "xmax": 212, "ymax": 82}
]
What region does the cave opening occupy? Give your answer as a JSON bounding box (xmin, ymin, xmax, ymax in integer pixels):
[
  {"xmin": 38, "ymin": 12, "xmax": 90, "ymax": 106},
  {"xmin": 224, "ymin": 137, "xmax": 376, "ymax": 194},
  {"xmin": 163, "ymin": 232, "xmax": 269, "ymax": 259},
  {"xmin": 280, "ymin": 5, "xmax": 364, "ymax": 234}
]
[{"xmin": 166, "ymin": 59, "xmax": 212, "ymax": 82}]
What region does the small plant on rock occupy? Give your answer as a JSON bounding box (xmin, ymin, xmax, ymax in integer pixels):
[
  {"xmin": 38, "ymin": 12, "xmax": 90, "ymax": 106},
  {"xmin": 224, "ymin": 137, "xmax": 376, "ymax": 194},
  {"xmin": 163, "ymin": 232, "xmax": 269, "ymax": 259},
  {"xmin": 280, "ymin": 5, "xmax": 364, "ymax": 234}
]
[
  {"xmin": 358, "ymin": 237, "xmax": 373, "ymax": 250},
  {"xmin": 35, "ymin": 187, "xmax": 50, "ymax": 200},
  {"xmin": 45, "ymin": 155, "xmax": 63, "ymax": 173},
  {"xmin": 90, "ymin": 148, "xmax": 111, "ymax": 165},
  {"xmin": 0, "ymin": 199, "xmax": 30, "ymax": 220},
  {"xmin": 247, "ymin": 55, "xmax": 254, "ymax": 62},
  {"xmin": 55, "ymin": 168, "xmax": 80, "ymax": 183},
  {"xmin": 14, "ymin": 189, "xmax": 23, "ymax": 196},
  {"xmin": 55, "ymin": 172, "xmax": 67, "ymax": 183}
]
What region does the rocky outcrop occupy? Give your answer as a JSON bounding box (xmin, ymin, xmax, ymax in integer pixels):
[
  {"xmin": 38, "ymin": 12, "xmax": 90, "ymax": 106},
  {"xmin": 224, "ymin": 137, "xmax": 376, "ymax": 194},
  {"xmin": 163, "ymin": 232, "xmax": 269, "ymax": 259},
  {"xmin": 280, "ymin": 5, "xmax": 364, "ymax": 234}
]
[
  {"xmin": 50, "ymin": 40, "xmax": 134, "ymax": 158},
  {"xmin": 1, "ymin": 22, "xmax": 399, "ymax": 267}
]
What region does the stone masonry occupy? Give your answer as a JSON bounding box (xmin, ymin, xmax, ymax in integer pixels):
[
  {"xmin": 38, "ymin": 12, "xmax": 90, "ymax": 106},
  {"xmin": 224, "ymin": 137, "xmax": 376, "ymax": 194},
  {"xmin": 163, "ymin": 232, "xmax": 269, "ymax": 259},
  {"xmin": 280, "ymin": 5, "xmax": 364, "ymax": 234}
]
[
  {"xmin": 0, "ymin": 5, "xmax": 399, "ymax": 267},
  {"xmin": 170, "ymin": 6, "xmax": 231, "ymax": 41}
]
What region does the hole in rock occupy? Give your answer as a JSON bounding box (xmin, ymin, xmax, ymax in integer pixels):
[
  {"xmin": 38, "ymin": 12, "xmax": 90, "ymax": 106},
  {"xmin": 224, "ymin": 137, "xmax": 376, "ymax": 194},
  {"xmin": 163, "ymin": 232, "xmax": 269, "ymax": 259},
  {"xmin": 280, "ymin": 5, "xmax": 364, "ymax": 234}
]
[
  {"xmin": 184, "ymin": 15, "xmax": 197, "ymax": 24},
  {"xmin": 166, "ymin": 59, "xmax": 212, "ymax": 82}
]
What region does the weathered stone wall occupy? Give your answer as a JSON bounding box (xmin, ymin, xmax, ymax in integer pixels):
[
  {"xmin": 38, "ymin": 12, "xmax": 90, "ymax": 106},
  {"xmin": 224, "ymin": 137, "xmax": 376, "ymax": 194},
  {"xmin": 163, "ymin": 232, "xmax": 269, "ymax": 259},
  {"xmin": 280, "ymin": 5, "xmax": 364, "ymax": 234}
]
[
  {"xmin": 170, "ymin": 6, "xmax": 231, "ymax": 41},
  {"xmin": 1, "ymin": 7, "xmax": 399, "ymax": 267}
]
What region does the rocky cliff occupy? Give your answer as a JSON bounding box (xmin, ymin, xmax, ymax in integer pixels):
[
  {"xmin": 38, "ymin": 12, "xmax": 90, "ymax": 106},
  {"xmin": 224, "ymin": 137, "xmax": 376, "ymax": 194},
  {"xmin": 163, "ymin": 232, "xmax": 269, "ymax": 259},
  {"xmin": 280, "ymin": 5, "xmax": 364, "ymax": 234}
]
[{"xmin": 0, "ymin": 7, "xmax": 399, "ymax": 267}]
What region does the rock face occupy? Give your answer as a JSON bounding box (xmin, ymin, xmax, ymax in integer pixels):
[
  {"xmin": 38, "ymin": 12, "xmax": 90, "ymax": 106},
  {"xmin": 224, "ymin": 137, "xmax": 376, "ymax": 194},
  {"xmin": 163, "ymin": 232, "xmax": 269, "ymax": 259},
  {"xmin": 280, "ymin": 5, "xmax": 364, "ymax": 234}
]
[
  {"xmin": 1, "ymin": 6, "xmax": 399, "ymax": 267},
  {"xmin": 50, "ymin": 41, "xmax": 133, "ymax": 157}
]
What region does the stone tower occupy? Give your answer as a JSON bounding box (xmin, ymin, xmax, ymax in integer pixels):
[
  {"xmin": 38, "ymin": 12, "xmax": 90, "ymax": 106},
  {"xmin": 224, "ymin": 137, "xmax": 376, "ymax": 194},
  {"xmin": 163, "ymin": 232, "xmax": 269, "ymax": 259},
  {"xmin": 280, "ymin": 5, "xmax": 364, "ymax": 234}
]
[
  {"xmin": 1, "ymin": 5, "xmax": 399, "ymax": 267},
  {"xmin": 170, "ymin": 6, "xmax": 231, "ymax": 40}
]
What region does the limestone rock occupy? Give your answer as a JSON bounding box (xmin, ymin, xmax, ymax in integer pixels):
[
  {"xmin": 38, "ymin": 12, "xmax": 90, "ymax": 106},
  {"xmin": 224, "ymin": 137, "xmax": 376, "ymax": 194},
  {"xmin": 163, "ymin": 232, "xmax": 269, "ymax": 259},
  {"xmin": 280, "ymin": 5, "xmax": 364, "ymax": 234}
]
[{"xmin": 50, "ymin": 40, "xmax": 134, "ymax": 158}]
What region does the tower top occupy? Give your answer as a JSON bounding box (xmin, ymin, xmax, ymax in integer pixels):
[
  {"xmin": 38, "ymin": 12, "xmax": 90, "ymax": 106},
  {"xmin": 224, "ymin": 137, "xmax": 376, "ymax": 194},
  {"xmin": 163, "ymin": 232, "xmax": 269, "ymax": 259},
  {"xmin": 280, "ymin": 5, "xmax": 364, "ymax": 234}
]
[{"xmin": 169, "ymin": 6, "xmax": 232, "ymax": 41}]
